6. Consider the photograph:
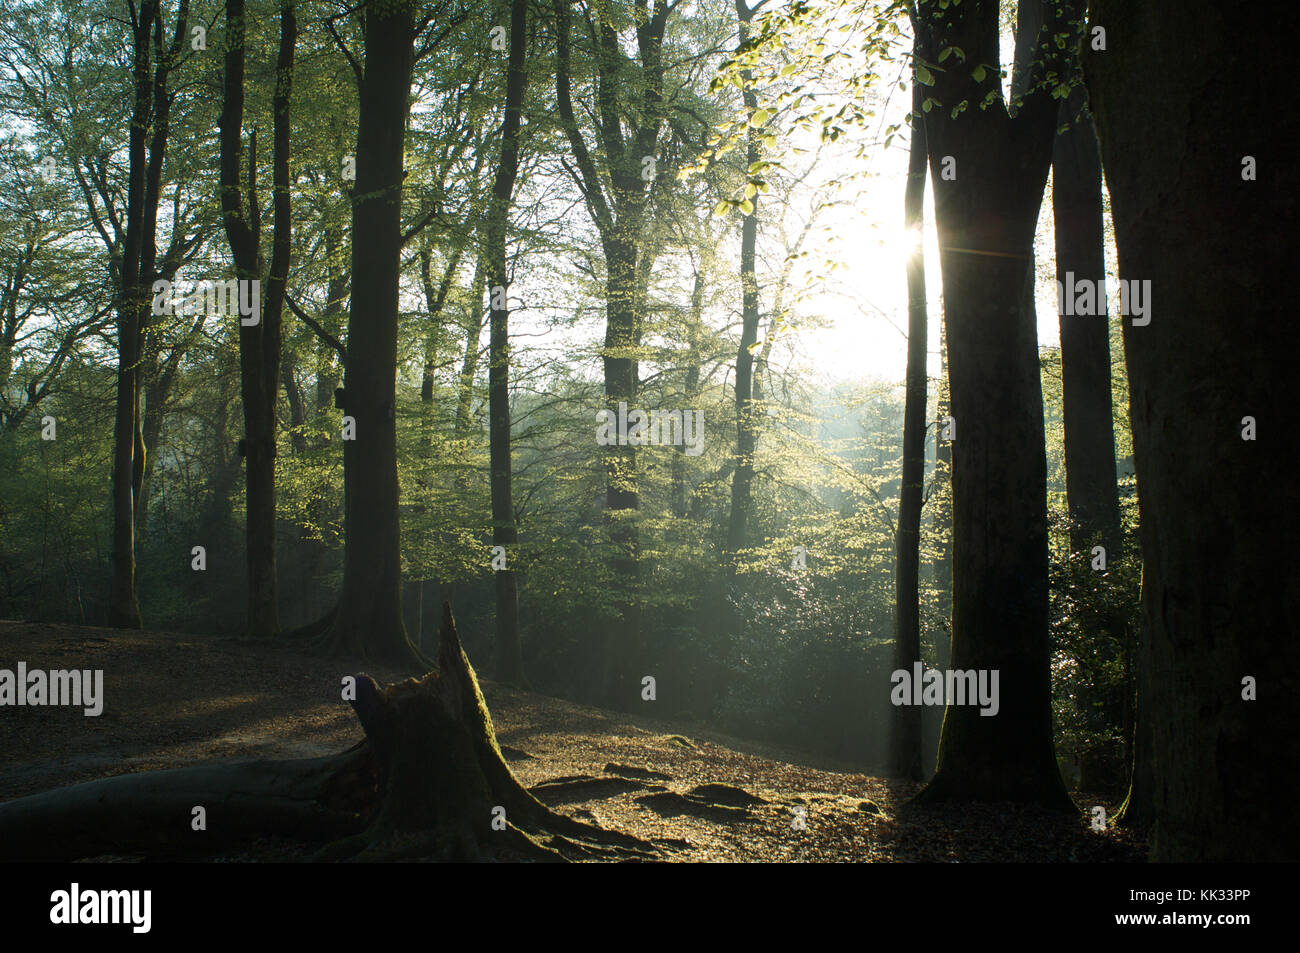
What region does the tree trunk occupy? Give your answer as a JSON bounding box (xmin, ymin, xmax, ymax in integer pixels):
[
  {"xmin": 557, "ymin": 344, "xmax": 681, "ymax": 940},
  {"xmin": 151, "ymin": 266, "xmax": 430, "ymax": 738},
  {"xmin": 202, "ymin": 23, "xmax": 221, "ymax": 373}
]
[
  {"xmin": 726, "ymin": 1, "xmax": 761, "ymax": 560},
  {"xmin": 319, "ymin": 604, "xmax": 654, "ymax": 860},
  {"xmin": 318, "ymin": 0, "xmax": 422, "ymax": 667},
  {"xmin": 131, "ymin": 1, "xmax": 189, "ymax": 534},
  {"xmin": 1087, "ymin": 0, "xmax": 1299, "ymax": 860},
  {"xmin": 485, "ymin": 0, "xmax": 528, "ymax": 687},
  {"xmin": 1114, "ymin": 564, "xmax": 1153, "ymax": 828},
  {"xmin": 890, "ymin": 77, "xmax": 927, "ymax": 782},
  {"xmin": 673, "ymin": 270, "xmax": 704, "ymax": 518},
  {"xmin": 0, "ymin": 747, "xmax": 374, "ymax": 861},
  {"xmin": 553, "ymin": 0, "xmax": 673, "ymax": 709},
  {"xmin": 107, "ymin": 0, "xmax": 159, "ymax": 630},
  {"xmin": 221, "ymin": 0, "xmax": 294, "ymax": 637},
  {"xmin": 597, "ymin": 234, "xmax": 642, "ymax": 709},
  {"xmin": 910, "ymin": 0, "xmax": 1075, "ymax": 809},
  {"xmin": 282, "ymin": 349, "xmax": 308, "ymax": 454},
  {"xmin": 1053, "ymin": 91, "xmax": 1119, "ymax": 558},
  {"xmin": 454, "ymin": 254, "xmax": 486, "ymax": 438}
]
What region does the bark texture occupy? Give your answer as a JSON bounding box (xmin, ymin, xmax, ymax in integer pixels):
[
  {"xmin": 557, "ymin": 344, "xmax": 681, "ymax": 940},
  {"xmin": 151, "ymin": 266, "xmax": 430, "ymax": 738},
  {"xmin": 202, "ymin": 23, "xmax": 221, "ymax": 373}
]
[{"xmin": 1087, "ymin": 0, "xmax": 1299, "ymax": 860}]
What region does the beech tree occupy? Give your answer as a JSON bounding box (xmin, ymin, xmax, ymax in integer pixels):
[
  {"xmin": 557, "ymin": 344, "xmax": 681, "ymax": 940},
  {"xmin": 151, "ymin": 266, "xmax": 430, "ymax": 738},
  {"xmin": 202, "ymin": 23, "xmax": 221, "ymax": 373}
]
[
  {"xmin": 106, "ymin": 0, "xmax": 163, "ymax": 629},
  {"xmin": 890, "ymin": 69, "xmax": 928, "ymax": 783},
  {"xmin": 318, "ymin": 0, "xmax": 421, "ymax": 664},
  {"xmin": 724, "ymin": 0, "xmax": 766, "ymax": 560},
  {"xmin": 485, "ymin": 0, "xmax": 529, "ymax": 685},
  {"xmin": 552, "ymin": 0, "xmax": 679, "ymax": 707},
  {"xmin": 910, "ymin": 0, "xmax": 1077, "ymax": 808},
  {"xmin": 1087, "ymin": 0, "xmax": 1299, "ymax": 861},
  {"xmin": 220, "ymin": 0, "xmax": 296, "ymax": 636}
]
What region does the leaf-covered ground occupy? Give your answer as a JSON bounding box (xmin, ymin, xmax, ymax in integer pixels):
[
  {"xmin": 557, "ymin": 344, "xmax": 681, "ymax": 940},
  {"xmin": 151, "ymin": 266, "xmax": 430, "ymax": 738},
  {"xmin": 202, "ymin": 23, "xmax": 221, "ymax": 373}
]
[{"xmin": 0, "ymin": 621, "xmax": 1145, "ymax": 862}]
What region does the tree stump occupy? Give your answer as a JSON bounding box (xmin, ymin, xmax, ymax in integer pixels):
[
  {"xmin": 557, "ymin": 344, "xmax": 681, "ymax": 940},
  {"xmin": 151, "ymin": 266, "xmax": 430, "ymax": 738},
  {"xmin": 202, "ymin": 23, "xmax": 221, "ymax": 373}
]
[{"xmin": 317, "ymin": 603, "xmax": 656, "ymax": 861}]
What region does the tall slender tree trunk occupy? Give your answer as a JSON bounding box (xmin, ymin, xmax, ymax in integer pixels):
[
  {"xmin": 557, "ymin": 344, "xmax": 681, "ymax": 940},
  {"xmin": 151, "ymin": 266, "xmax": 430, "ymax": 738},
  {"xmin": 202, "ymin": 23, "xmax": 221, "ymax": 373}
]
[
  {"xmin": 1051, "ymin": 69, "xmax": 1126, "ymax": 797},
  {"xmin": 108, "ymin": 0, "xmax": 160, "ymax": 630},
  {"xmin": 454, "ymin": 254, "xmax": 487, "ymax": 438},
  {"xmin": 131, "ymin": 1, "xmax": 189, "ymax": 535},
  {"xmin": 485, "ymin": 0, "xmax": 528, "ymax": 686},
  {"xmin": 890, "ymin": 77, "xmax": 928, "ymax": 782},
  {"xmin": 1087, "ymin": 0, "xmax": 1299, "ymax": 860},
  {"xmin": 1053, "ymin": 91, "xmax": 1120, "ymax": 558},
  {"xmin": 220, "ymin": 0, "xmax": 294, "ymax": 637},
  {"xmin": 910, "ymin": 0, "xmax": 1075, "ymax": 809},
  {"xmin": 320, "ymin": 0, "xmax": 422, "ymax": 667},
  {"xmin": 672, "ymin": 270, "xmax": 704, "ymax": 519},
  {"xmin": 726, "ymin": 1, "xmax": 762, "ymax": 561},
  {"xmin": 600, "ymin": 233, "xmax": 642, "ymax": 709}
]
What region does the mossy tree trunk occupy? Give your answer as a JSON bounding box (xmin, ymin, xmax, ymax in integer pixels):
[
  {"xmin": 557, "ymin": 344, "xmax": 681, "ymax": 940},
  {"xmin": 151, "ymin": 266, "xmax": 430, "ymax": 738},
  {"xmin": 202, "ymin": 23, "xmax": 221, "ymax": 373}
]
[{"xmin": 321, "ymin": 604, "xmax": 655, "ymax": 861}]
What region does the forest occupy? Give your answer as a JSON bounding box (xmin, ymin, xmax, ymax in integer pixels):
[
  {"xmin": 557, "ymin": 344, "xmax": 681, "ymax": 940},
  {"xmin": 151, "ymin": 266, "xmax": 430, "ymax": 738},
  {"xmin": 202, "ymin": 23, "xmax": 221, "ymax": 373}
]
[{"xmin": 0, "ymin": 0, "xmax": 1294, "ymax": 890}]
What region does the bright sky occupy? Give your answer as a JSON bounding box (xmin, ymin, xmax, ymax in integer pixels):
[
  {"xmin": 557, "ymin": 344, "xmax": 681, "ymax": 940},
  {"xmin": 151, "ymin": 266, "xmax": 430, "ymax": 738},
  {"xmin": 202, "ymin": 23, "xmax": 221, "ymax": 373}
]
[
  {"xmin": 497, "ymin": 2, "xmax": 1121, "ymax": 396},
  {"xmin": 765, "ymin": 5, "xmax": 1120, "ymax": 388}
]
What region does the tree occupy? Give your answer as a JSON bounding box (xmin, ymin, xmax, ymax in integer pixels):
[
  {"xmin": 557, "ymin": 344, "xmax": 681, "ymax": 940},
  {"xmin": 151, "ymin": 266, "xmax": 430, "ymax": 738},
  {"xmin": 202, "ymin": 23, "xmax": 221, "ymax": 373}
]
[
  {"xmin": 220, "ymin": 0, "xmax": 296, "ymax": 637},
  {"xmin": 725, "ymin": 0, "xmax": 766, "ymax": 560},
  {"xmin": 890, "ymin": 69, "xmax": 927, "ymax": 782},
  {"xmin": 485, "ymin": 0, "xmax": 529, "ymax": 685},
  {"xmin": 106, "ymin": 0, "xmax": 161, "ymax": 629},
  {"xmin": 1087, "ymin": 0, "xmax": 1299, "ymax": 860},
  {"xmin": 1052, "ymin": 85, "xmax": 1119, "ymax": 560},
  {"xmin": 551, "ymin": 0, "xmax": 679, "ymax": 708},
  {"xmin": 318, "ymin": 0, "xmax": 423, "ymax": 666},
  {"xmin": 910, "ymin": 0, "xmax": 1076, "ymax": 808}
]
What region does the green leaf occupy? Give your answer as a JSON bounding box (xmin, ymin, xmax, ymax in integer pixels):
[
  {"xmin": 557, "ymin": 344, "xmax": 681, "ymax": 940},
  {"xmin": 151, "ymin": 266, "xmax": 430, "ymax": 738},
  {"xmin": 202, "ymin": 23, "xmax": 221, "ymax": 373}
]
[
  {"xmin": 713, "ymin": 200, "xmax": 730, "ymax": 216},
  {"xmin": 915, "ymin": 64, "xmax": 935, "ymax": 86},
  {"xmin": 972, "ymin": 64, "xmax": 986, "ymax": 83},
  {"xmin": 739, "ymin": 198, "xmax": 754, "ymax": 214},
  {"xmin": 744, "ymin": 182, "xmax": 757, "ymax": 198}
]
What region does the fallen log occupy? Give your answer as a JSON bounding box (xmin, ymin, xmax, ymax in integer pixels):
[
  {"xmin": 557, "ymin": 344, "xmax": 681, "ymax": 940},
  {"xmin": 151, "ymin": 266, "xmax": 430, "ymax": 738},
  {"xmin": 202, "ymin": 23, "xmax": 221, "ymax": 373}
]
[{"xmin": 0, "ymin": 744, "xmax": 375, "ymax": 861}]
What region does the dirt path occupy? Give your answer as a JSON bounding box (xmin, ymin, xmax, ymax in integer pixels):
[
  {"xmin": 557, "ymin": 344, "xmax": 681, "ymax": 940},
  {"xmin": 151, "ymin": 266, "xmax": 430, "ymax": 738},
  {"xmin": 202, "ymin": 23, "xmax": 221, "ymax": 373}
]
[{"xmin": 0, "ymin": 621, "xmax": 1144, "ymax": 862}]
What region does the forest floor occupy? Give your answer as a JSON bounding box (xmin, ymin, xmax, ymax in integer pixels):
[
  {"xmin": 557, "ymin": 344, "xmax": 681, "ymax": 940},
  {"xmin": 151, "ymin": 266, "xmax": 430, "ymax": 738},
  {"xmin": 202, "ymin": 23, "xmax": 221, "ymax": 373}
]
[{"xmin": 0, "ymin": 620, "xmax": 1146, "ymax": 862}]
